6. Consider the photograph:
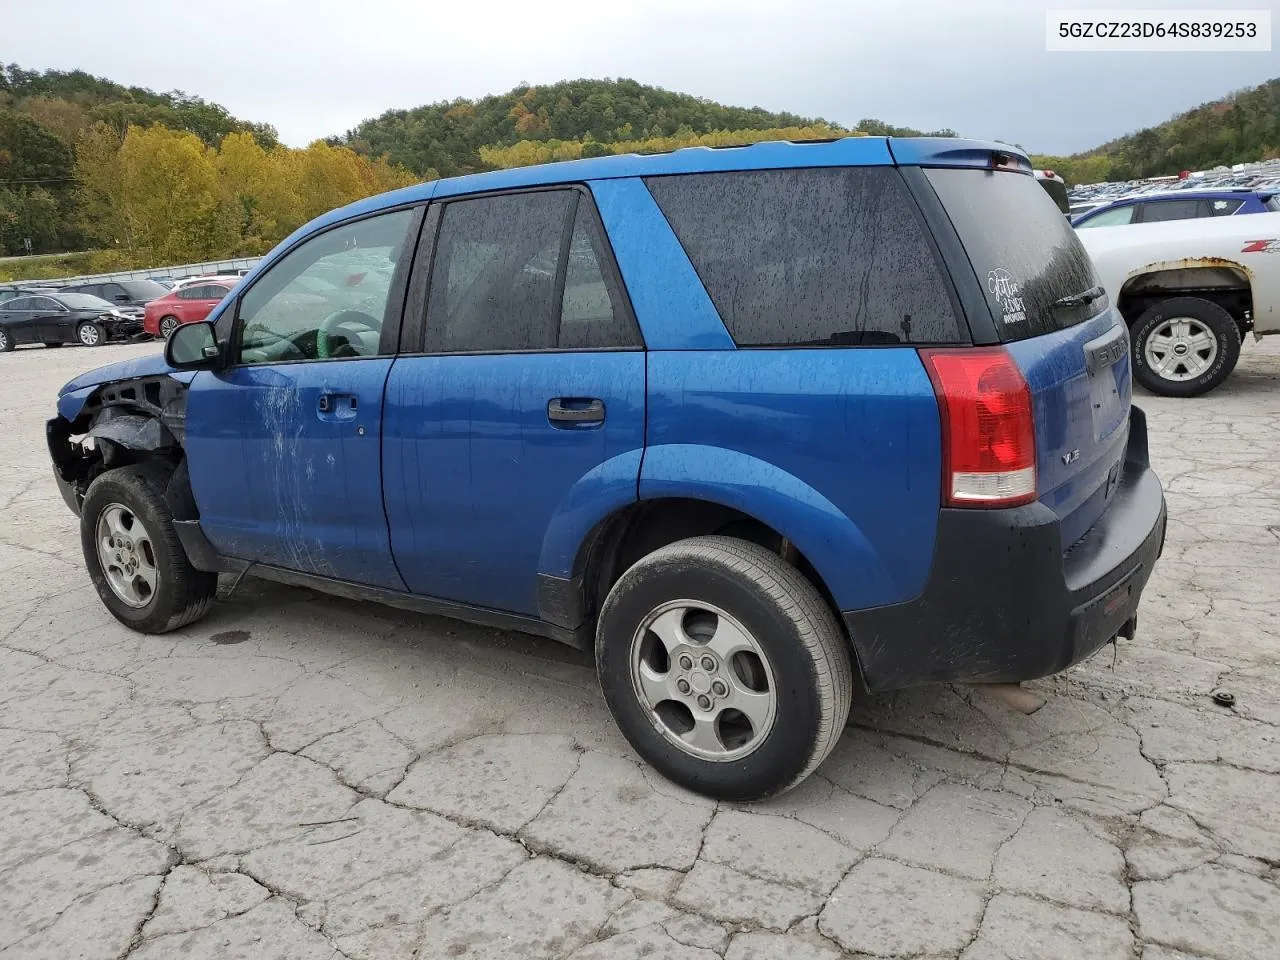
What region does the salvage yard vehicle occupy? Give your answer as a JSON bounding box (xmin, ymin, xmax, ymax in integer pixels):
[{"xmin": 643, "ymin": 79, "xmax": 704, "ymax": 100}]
[
  {"xmin": 47, "ymin": 138, "xmax": 1167, "ymax": 800},
  {"xmin": 143, "ymin": 279, "xmax": 237, "ymax": 338},
  {"xmin": 0, "ymin": 292, "xmax": 145, "ymax": 350},
  {"xmin": 1078, "ymin": 210, "xmax": 1280, "ymax": 396}
]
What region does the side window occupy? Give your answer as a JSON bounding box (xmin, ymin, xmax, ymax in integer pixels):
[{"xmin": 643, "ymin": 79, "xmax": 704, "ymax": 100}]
[
  {"xmin": 425, "ymin": 191, "xmax": 572, "ymax": 353},
  {"xmin": 1137, "ymin": 200, "xmax": 1202, "ymax": 223},
  {"xmin": 101, "ymin": 284, "xmax": 125, "ymax": 300},
  {"xmin": 31, "ymin": 297, "xmax": 60, "ymax": 311},
  {"xmin": 1210, "ymin": 198, "xmax": 1245, "ymax": 216},
  {"xmin": 645, "ymin": 167, "xmax": 961, "ymax": 345},
  {"xmin": 5, "ymin": 298, "xmax": 32, "ymax": 311},
  {"xmin": 1076, "ymin": 204, "xmax": 1134, "ymax": 228},
  {"xmin": 176, "ymin": 286, "xmax": 201, "ymax": 300},
  {"xmin": 235, "ymin": 208, "xmax": 414, "ymax": 364},
  {"xmin": 557, "ymin": 203, "xmax": 640, "ymax": 349}
]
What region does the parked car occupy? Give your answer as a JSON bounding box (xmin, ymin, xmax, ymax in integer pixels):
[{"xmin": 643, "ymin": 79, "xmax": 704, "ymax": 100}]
[
  {"xmin": 59, "ymin": 278, "xmax": 170, "ymax": 311},
  {"xmin": 1073, "ymin": 188, "xmax": 1280, "ymax": 228},
  {"xmin": 1078, "ymin": 210, "xmax": 1280, "ymax": 396},
  {"xmin": 168, "ymin": 275, "xmax": 241, "ymax": 293},
  {"xmin": 144, "ymin": 280, "xmax": 237, "ymax": 338},
  {"xmin": 47, "ymin": 138, "xmax": 1167, "ymax": 800},
  {"xmin": 0, "ymin": 292, "xmax": 145, "ymax": 351},
  {"xmin": 0, "ymin": 286, "xmax": 60, "ymax": 304}
]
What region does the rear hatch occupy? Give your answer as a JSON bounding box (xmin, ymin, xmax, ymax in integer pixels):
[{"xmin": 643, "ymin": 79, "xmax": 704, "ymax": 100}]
[{"xmin": 925, "ymin": 166, "xmax": 1132, "ymax": 550}]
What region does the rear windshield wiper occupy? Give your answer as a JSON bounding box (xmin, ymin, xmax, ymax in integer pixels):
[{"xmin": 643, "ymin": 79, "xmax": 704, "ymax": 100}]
[{"xmin": 1052, "ymin": 286, "xmax": 1106, "ymax": 310}]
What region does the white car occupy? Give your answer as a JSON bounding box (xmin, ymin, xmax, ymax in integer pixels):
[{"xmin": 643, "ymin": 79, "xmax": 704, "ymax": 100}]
[
  {"xmin": 168, "ymin": 274, "xmax": 241, "ymax": 293},
  {"xmin": 1077, "ymin": 211, "xmax": 1280, "ymax": 396}
]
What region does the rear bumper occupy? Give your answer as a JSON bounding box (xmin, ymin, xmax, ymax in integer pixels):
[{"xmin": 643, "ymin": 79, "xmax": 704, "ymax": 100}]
[{"xmin": 843, "ymin": 405, "xmax": 1166, "ymax": 692}]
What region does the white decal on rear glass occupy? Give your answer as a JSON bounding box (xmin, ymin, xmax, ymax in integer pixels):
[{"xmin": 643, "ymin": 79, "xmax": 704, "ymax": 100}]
[{"xmin": 987, "ymin": 268, "xmax": 1027, "ymax": 326}]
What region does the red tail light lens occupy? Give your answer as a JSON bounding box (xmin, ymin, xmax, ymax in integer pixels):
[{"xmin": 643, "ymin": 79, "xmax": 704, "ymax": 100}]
[{"xmin": 920, "ymin": 347, "xmax": 1037, "ymax": 508}]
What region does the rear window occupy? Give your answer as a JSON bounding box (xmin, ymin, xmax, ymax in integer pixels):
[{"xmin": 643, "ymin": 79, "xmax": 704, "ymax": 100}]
[
  {"xmin": 926, "ymin": 168, "xmax": 1102, "ymax": 341},
  {"xmin": 645, "ymin": 168, "xmax": 962, "ymax": 346},
  {"xmin": 117, "ymin": 280, "xmax": 169, "ymax": 299},
  {"xmin": 1263, "ymin": 194, "xmax": 1280, "ymax": 213}
]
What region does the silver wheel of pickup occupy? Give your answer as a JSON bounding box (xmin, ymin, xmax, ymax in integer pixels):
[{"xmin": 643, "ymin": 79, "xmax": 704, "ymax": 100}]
[
  {"xmin": 1143, "ymin": 316, "xmax": 1218, "ymax": 382},
  {"xmin": 630, "ymin": 599, "xmax": 777, "ymax": 762},
  {"xmin": 96, "ymin": 503, "xmax": 158, "ymax": 608}
]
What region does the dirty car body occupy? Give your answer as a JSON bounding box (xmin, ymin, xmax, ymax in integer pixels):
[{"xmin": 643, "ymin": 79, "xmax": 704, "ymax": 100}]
[
  {"xmin": 47, "ymin": 137, "xmax": 1167, "ymax": 800},
  {"xmin": 1078, "ymin": 210, "xmax": 1280, "ymax": 396}
]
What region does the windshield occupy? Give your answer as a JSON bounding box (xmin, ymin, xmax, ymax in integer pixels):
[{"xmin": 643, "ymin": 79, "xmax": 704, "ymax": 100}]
[
  {"xmin": 58, "ymin": 293, "xmax": 114, "ymax": 309},
  {"xmin": 926, "ymin": 168, "xmax": 1104, "ymax": 341},
  {"xmin": 117, "ymin": 280, "xmax": 169, "ymax": 299}
]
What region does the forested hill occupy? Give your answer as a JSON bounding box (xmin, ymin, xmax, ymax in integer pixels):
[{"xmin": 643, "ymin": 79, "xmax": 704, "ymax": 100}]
[
  {"xmin": 0, "ymin": 64, "xmax": 277, "ymax": 148},
  {"xmin": 334, "ymin": 78, "xmax": 953, "ymax": 178},
  {"xmin": 1034, "ymin": 77, "xmax": 1279, "ymax": 185}
]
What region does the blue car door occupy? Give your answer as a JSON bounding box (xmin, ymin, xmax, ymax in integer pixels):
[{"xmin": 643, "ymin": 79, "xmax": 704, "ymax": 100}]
[
  {"xmin": 185, "ymin": 206, "xmax": 422, "ymax": 588},
  {"xmin": 383, "ymin": 188, "xmax": 645, "ymax": 617}
]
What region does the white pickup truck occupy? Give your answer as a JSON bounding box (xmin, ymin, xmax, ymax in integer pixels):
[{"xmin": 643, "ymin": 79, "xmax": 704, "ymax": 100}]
[{"xmin": 1077, "ymin": 210, "xmax": 1280, "ymax": 396}]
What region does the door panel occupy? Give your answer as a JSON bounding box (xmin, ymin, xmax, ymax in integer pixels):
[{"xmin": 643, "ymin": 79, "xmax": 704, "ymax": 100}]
[
  {"xmin": 183, "ymin": 205, "xmax": 420, "ymax": 588},
  {"xmin": 383, "ymin": 352, "xmax": 644, "ymax": 613},
  {"xmin": 186, "ymin": 359, "xmax": 405, "ymax": 588}
]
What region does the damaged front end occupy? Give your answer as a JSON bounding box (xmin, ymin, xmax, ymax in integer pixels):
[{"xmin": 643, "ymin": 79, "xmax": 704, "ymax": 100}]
[{"xmin": 48, "ymin": 374, "xmax": 189, "ymax": 516}]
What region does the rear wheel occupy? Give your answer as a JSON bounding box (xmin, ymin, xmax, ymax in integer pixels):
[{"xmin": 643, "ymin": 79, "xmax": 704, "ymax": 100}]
[
  {"xmin": 80, "ymin": 466, "xmax": 217, "ymax": 633},
  {"xmin": 77, "ymin": 321, "xmax": 104, "ymax": 347},
  {"xmin": 596, "ymin": 536, "xmax": 853, "ymax": 800},
  {"xmin": 159, "ymin": 316, "xmax": 179, "ymax": 338},
  {"xmin": 1132, "ymin": 297, "xmax": 1240, "ymax": 397},
  {"xmin": 0, "ymin": 328, "xmax": 11, "ymax": 352}
]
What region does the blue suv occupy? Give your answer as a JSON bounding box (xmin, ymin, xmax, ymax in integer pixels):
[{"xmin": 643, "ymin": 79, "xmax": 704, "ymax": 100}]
[{"xmin": 48, "ymin": 138, "xmax": 1167, "ymax": 800}]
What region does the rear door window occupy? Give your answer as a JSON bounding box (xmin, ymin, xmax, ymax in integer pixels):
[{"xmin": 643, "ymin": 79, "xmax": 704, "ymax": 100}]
[
  {"xmin": 1136, "ymin": 199, "xmax": 1206, "ymax": 223},
  {"xmin": 645, "ymin": 168, "xmax": 962, "ymax": 346},
  {"xmin": 425, "ymin": 189, "xmax": 640, "ymax": 353},
  {"xmin": 926, "ymin": 167, "xmax": 1102, "ymax": 341}
]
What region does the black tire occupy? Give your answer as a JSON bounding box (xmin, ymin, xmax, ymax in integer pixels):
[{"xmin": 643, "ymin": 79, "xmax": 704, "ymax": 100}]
[
  {"xmin": 0, "ymin": 328, "xmax": 12, "ymax": 352},
  {"xmin": 80, "ymin": 465, "xmax": 217, "ymax": 633},
  {"xmin": 159, "ymin": 316, "xmax": 179, "ymax": 338},
  {"xmin": 596, "ymin": 535, "xmax": 853, "ymax": 801},
  {"xmin": 76, "ymin": 321, "xmax": 105, "ymax": 347},
  {"xmin": 1131, "ymin": 297, "xmax": 1241, "ymax": 398}
]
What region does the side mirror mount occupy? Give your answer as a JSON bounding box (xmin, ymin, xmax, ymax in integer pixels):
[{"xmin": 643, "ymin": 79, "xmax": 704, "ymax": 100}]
[{"xmin": 165, "ymin": 320, "xmax": 221, "ymax": 370}]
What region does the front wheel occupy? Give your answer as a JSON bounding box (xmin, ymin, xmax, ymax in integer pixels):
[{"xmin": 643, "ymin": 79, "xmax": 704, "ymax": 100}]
[
  {"xmin": 0, "ymin": 328, "xmax": 12, "ymax": 352},
  {"xmin": 77, "ymin": 321, "xmax": 105, "ymax": 346},
  {"xmin": 1132, "ymin": 297, "xmax": 1241, "ymax": 397},
  {"xmin": 80, "ymin": 466, "xmax": 217, "ymax": 633},
  {"xmin": 596, "ymin": 536, "xmax": 853, "ymax": 801}
]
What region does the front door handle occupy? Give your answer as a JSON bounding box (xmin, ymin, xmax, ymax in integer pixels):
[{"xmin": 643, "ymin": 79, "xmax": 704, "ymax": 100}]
[
  {"xmin": 317, "ymin": 393, "xmax": 358, "ymax": 420},
  {"xmin": 548, "ymin": 398, "xmax": 605, "ymax": 425}
]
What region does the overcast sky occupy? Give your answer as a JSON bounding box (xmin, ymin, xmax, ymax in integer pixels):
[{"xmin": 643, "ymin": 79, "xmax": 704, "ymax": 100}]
[{"xmin": 8, "ymin": 0, "xmax": 1278, "ymax": 154}]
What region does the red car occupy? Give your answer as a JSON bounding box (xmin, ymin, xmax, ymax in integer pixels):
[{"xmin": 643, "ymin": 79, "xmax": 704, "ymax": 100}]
[{"xmin": 143, "ymin": 280, "xmax": 236, "ymax": 338}]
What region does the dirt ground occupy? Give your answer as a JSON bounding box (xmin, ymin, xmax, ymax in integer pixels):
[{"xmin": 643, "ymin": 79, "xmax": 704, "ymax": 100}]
[{"xmin": 2, "ymin": 338, "xmax": 1278, "ymax": 959}]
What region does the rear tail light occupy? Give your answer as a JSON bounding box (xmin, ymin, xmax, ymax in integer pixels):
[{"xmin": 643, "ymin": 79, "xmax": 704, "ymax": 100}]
[{"xmin": 920, "ymin": 347, "xmax": 1037, "ymax": 508}]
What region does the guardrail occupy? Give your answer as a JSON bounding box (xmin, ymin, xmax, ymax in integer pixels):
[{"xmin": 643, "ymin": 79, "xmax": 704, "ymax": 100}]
[{"xmin": 0, "ymin": 256, "xmax": 262, "ymax": 290}]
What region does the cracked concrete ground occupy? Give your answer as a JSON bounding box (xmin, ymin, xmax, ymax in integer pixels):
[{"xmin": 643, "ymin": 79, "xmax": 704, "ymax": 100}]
[{"xmin": 2, "ymin": 339, "xmax": 1279, "ymax": 959}]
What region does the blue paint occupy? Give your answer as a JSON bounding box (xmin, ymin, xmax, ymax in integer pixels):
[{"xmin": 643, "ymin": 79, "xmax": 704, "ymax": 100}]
[
  {"xmin": 642, "ymin": 350, "xmax": 942, "ymax": 609},
  {"xmin": 382, "ymin": 351, "xmax": 645, "ymax": 614},
  {"xmin": 184, "ymin": 359, "xmax": 406, "ymax": 589},
  {"xmin": 1006, "ymin": 308, "xmax": 1132, "ymax": 549},
  {"xmin": 56, "ymin": 351, "xmax": 195, "ymax": 420},
  {"xmin": 588, "ymin": 179, "xmax": 733, "ymax": 351}
]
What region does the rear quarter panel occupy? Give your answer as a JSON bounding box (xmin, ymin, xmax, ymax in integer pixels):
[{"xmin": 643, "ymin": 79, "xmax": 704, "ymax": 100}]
[
  {"xmin": 641, "ymin": 349, "xmax": 943, "ymax": 611},
  {"xmin": 1079, "ymin": 210, "xmax": 1280, "ymax": 334}
]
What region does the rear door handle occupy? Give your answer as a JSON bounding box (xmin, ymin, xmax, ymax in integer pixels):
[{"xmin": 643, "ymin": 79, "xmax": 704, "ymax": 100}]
[{"xmin": 547, "ymin": 398, "xmax": 605, "ymax": 425}]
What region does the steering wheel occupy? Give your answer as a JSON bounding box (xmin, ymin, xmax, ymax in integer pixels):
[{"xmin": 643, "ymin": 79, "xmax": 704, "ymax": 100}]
[{"xmin": 316, "ymin": 311, "xmax": 380, "ymax": 359}]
